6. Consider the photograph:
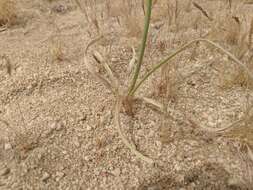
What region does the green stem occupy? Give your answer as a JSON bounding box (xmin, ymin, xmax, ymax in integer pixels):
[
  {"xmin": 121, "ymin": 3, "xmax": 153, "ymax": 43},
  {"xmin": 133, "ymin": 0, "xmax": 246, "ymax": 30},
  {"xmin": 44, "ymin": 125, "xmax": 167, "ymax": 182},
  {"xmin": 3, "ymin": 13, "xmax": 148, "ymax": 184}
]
[
  {"xmin": 128, "ymin": 0, "xmax": 152, "ymax": 96},
  {"xmin": 130, "ymin": 38, "xmax": 253, "ymax": 95}
]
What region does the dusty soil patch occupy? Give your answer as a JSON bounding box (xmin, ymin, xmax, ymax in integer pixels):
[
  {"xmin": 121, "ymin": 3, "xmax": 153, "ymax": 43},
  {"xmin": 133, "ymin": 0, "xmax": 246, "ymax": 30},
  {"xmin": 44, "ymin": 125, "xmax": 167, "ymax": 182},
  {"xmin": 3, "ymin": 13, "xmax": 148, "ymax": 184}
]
[{"xmin": 139, "ymin": 162, "xmax": 248, "ymax": 190}]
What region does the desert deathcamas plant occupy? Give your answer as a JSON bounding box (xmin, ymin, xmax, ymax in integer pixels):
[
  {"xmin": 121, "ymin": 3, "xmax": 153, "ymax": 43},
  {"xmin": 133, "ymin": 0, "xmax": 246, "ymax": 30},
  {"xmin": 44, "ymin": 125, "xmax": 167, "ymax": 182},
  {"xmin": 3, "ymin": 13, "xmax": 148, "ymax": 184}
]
[{"xmin": 82, "ymin": 0, "xmax": 253, "ymax": 164}]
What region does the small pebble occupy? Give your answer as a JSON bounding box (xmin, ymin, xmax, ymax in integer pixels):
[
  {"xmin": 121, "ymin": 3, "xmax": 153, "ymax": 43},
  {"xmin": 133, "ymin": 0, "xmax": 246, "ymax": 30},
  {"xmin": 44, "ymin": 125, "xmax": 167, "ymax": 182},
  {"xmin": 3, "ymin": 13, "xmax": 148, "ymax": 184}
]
[
  {"xmin": 111, "ymin": 168, "xmax": 121, "ymax": 176},
  {"xmin": 111, "ymin": 57, "xmax": 117, "ymax": 62},
  {"xmin": 42, "ymin": 172, "xmax": 50, "ymax": 182},
  {"xmin": 51, "ymin": 121, "xmax": 64, "ymax": 131},
  {"xmin": 4, "ymin": 143, "xmax": 12, "ymax": 150},
  {"xmin": 84, "ymin": 156, "xmax": 90, "ymax": 161},
  {"xmin": 86, "ymin": 125, "xmax": 92, "ymax": 131}
]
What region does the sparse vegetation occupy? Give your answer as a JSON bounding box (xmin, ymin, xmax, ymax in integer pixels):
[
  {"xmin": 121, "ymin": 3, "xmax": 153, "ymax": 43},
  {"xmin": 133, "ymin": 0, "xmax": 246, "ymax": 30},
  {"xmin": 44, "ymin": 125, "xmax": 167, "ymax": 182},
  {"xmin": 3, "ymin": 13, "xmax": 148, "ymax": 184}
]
[
  {"xmin": 1, "ymin": 0, "xmax": 253, "ymax": 189},
  {"xmin": 82, "ymin": 0, "xmax": 253, "ymax": 165}
]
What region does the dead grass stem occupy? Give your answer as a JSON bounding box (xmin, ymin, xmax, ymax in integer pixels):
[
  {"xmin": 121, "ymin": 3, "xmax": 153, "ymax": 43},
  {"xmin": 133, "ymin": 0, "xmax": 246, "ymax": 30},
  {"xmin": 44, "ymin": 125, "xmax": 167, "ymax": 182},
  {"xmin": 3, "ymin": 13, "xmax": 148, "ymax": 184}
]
[
  {"xmin": 114, "ymin": 96, "xmax": 154, "ymax": 164},
  {"xmin": 192, "ymin": 2, "xmax": 212, "ymax": 21},
  {"xmin": 249, "ymin": 17, "xmax": 253, "ymax": 49}
]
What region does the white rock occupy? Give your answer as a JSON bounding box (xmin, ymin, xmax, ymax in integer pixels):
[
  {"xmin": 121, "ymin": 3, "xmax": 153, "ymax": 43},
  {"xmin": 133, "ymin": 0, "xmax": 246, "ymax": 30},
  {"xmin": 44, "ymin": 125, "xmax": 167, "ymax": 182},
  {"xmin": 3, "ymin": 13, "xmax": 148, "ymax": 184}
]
[
  {"xmin": 86, "ymin": 125, "xmax": 92, "ymax": 131},
  {"xmin": 50, "ymin": 121, "xmax": 64, "ymax": 131},
  {"xmin": 4, "ymin": 143, "xmax": 12, "ymax": 150},
  {"xmin": 84, "ymin": 156, "xmax": 90, "ymax": 161},
  {"xmin": 111, "ymin": 58, "xmax": 117, "ymax": 62}
]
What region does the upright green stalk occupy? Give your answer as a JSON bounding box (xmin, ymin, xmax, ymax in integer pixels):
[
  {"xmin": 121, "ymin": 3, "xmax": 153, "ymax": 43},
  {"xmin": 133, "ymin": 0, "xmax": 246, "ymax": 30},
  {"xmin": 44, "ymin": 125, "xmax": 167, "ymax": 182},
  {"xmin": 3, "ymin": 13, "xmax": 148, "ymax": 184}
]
[{"xmin": 128, "ymin": 0, "xmax": 152, "ymax": 96}]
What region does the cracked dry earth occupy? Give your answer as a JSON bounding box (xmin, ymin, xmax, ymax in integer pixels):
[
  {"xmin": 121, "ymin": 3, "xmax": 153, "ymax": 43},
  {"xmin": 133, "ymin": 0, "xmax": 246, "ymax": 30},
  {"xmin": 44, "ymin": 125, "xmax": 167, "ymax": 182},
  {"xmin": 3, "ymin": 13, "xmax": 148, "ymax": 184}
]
[{"xmin": 0, "ymin": 0, "xmax": 253, "ymax": 189}]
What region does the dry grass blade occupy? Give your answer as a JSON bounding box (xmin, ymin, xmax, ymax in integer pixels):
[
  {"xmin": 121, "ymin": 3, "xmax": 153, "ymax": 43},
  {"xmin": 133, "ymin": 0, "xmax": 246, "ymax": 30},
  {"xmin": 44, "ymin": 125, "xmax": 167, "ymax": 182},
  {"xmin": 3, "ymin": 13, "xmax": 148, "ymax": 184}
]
[
  {"xmin": 84, "ymin": 56, "xmax": 114, "ymax": 93},
  {"xmin": 140, "ymin": 97, "xmax": 180, "ymax": 120},
  {"xmin": 0, "ymin": 25, "xmax": 7, "ymax": 32},
  {"xmin": 141, "ymin": 0, "xmax": 145, "ymax": 15},
  {"xmin": 192, "ymin": 2, "xmax": 213, "ymax": 21},
  {"xmin": 141, "ymin": 97, "xmax": 163, "ymax": 110},
  {"xmin": 127, "ymin": 46, "xmax": 137, "ymax": 75},
  {"xmin": 249, "ymin": 18, "xmax": 253, "ymax": 49},
  {"xmin": 92, "ymin": 50, "xmax": 103, "ymax": 64},
  {"xmin": 0, "ymin": 118, "xmax": 10, "ymax": 127},
  {"xmin": 93, "ymin": 50, "xmax": 119, "ymax": 89},
  {"xmin": 237, "ymin": 143, "xmax": 253, "ymax": 187},
  {"xmin": 140, "ymin": 97, "xmax": 245, "ymax": 133},
  {"xmin": 114, "ymin": 96, "xmax": 154, "ymax": 164},
  {"xmin": 215, "ymin": 119, "xmax": 244, "ymax": 133},
  {"xmin": 232, "ymin": 16, "xmax": 240, "ymax": 26},
  {"xmin": 246, "ymin": 144, "xmax": 253, "ymax": 162},
  {"xmin": 1, "ymin": 54, "xmax": 12, "ymax": 75},
  {"xmin": 85, "ymin": 35, "xmax": 104, "ymax": 54},
  {"xmin": 228, "ymin": 0, "xmax": 232, "ymax": 9}
]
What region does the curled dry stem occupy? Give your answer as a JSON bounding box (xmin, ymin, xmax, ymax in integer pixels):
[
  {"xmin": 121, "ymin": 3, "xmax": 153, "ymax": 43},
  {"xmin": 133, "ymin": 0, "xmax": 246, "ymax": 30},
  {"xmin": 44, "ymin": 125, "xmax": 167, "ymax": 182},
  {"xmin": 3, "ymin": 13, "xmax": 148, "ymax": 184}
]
[
  {"xmin": 84, "ymin": 56, "xmax": 115, "ymax": 94},
  {"xmin": 114, "ymin": 95, "xmax": 154, "ymax": 164},
  {"xmin": 84, "ymin": 36, "xmax": 119, "ymax": 94},
  {"xmin": 140, "ymin": 97, "xmax": 245, "ymax": 133},
  {"xmin": 92, "ymin": 50, "xmax": 119, "ymax": 90}
]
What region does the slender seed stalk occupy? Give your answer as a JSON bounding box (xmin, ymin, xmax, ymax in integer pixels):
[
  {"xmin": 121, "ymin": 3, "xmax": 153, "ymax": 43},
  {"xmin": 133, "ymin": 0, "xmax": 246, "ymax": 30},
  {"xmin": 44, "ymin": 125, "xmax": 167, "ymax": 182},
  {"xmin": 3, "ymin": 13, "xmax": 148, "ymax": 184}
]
[
  {"xmin": 128, "ymin": 0, "xmax": 152, "ymax": 96},
  {"xmin": 130, "ymin": 38, "xmax": 253, "ymax": 95}
]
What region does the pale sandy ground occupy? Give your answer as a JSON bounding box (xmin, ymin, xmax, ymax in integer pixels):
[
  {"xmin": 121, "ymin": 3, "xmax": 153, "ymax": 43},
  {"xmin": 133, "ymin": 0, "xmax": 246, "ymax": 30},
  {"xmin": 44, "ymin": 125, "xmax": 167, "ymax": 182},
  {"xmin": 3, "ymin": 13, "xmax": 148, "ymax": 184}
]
[{"xmin": 0, "ymin": 0, "xmax": 253, "ymax": 189}]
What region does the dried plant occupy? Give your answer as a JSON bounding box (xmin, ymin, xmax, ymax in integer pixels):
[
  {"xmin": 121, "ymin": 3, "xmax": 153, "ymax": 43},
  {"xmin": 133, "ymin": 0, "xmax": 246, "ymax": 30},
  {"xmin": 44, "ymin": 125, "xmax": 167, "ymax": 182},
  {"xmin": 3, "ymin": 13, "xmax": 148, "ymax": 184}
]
[
  {"xmin": 0, "ymin": 0, "xmax": 17, "ymax": 27},
  {"xmin": 234, "ymin": 143, "xmax": 253, "ymax": 188},
  {"xmin": 218, "ymin": 16, "xmax": 253, "ymax": 89},
  {"xmin": 0, "ymin": 54, "xmax": 12, "ymax": 75},
  {"xmin": 82, "ymin": 0, "xmax": 253, "ymax": 164},
  {"xmin": 249, "ymin": 17, "xmax": 253, "ymax": 49},
  {"xmin": 228, "ymin": 0, "xmax": 232, "ymax": 9},
  {"xmin": 156, "ymin": 40, "xmax": 167, "ymax": 56},
  {"xmin": 50, "ymin": 39, "xmax": 64, "ymax": 62},
  {"xmin": 192, "ymin": 2, "xmax": 213, "ymax": 21}
]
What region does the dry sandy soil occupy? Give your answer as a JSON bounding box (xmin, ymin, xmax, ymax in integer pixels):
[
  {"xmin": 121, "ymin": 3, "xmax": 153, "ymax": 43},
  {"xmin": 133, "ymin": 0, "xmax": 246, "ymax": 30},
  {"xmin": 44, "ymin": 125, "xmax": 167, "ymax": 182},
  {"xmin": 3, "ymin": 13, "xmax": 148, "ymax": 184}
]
[{"xmin": 1, "ymin": 0, "xmax": 253, "ymax": 189}]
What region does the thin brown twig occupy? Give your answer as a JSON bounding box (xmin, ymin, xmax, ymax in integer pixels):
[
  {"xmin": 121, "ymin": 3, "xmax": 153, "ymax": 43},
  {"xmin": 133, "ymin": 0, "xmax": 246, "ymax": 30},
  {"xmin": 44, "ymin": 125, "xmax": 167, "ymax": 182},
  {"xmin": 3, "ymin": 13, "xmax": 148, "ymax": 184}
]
[{"xmin": 192, "ymin": 2, "xmax": 213, "ymax": 21}]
